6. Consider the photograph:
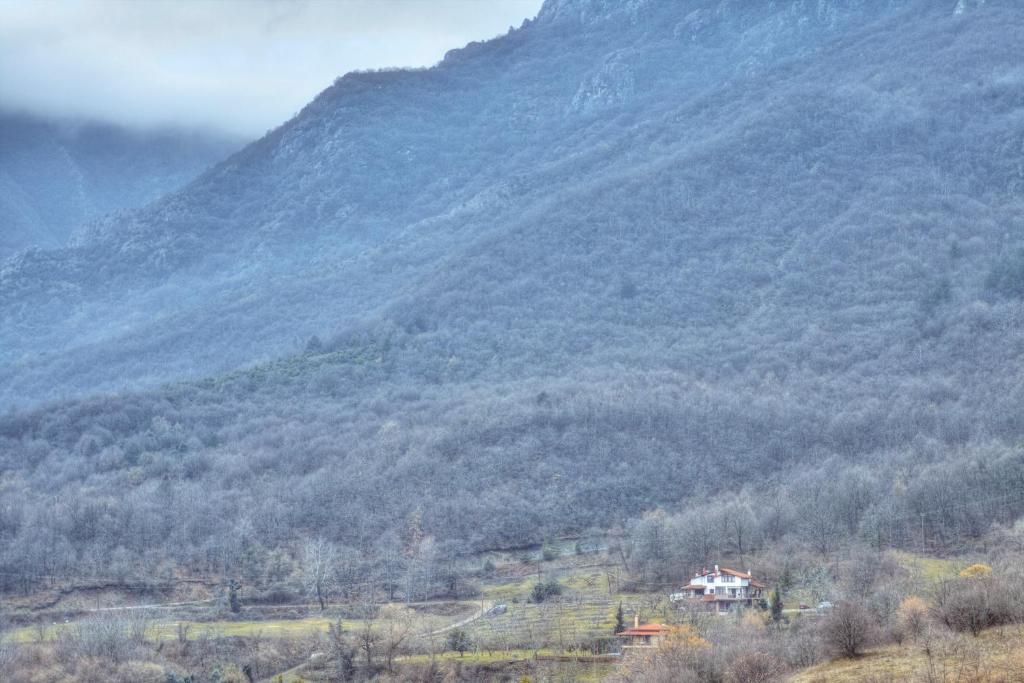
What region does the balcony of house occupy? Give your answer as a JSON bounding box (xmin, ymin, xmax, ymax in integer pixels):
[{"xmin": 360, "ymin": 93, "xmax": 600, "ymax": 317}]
[{"xmin": 707, "ymin": 588, "xmax": 757, "ymax": 600}]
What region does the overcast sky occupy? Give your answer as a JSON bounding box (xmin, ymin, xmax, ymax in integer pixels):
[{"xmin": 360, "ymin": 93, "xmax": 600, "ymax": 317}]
[{"xmin": 0, "ymin": 0, "xmax": 543, "ymax": 138}]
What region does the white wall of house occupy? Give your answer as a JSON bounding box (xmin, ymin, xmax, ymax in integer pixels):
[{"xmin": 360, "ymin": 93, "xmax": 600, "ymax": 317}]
[{"xmin": 669, "ymin": 566, "xmax": 759, "ymax": 602}]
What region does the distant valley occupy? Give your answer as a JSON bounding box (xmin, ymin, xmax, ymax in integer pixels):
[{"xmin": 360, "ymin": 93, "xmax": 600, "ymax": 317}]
[{"xmin": 0, "ymin": 110, "xmax": 242, "ymax": 259}]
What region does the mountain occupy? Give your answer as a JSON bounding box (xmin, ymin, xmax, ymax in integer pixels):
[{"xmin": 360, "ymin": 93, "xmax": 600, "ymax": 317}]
[
  {"xmin": 3, "ymin": 0, "xmax": 1024, "ymax": 586},
  {"xmin": 0, "ymin": 111, "xmax": 242, "ymax": 259},
  {"xmin": 8, "ymin": 0, "xmax": 1018, "ymax": 409}
]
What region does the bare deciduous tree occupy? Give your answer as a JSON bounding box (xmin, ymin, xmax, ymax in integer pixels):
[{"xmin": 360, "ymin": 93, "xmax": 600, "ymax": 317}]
[
  {"xmin": 301, "ymin": 538, "xmax": 337, "ymax": 610},
  {"xmin": 378, "ymin": 605, "xmax": 413, "ymax": 672}
]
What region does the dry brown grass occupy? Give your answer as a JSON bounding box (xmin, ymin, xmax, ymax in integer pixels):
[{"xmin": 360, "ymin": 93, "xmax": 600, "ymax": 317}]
[
  {"xmin": 790, "ymin": 625, "xmax": 1024, "ymax": 683},
  {"xmin": 0, "ymin": 645, "xmax": 169, "ymax": 683}
]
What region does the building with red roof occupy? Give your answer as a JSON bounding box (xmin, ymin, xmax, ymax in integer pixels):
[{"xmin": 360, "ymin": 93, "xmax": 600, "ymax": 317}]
[{"xmin": 616, "ymin": 616, "xmax": 681, "ymax": 648}]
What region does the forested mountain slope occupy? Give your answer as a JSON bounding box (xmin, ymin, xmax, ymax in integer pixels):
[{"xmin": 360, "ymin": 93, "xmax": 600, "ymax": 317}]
[
  {"xmin": 3, "ymin": 0, "xmax": 1024, "ymax": 590},
  {"xmin": 7, "ymin": 0, "xmax": 1018, "ymax": 407},
  {"xmin": 0, "ymin": 112, "xmax": 241, "ymax": 259}
]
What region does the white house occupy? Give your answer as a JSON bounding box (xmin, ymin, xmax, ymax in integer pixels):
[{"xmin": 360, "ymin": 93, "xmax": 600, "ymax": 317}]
[{"xmin": 670, "ymin": 565, "xmax": 767, "ymax": 614}]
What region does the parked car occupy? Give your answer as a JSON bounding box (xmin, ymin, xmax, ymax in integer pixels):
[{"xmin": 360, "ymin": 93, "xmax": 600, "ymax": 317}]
[{"xmin": 816, "ymin": 601, "xmax": 834, "ymax": 613}]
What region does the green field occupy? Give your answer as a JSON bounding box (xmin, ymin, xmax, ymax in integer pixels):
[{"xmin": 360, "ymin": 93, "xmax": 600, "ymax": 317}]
[
  {"xmin": 890, "ymin": 550, "xmax": 961, "ymax": 583},
  {"xmin": 8, "ymin": 605, "xmax": 470, "ymax": 645}
]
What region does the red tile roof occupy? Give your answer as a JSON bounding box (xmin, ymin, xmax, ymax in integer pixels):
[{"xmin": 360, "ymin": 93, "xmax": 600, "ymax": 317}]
[
  {"xmin": 618, "ymin": 623, "xmax": 676, "ymax": 637},
  {"xmin": 719, "ymin": 567, "xmax": 753, "ymax": 579},
  {"xmin": 695, "ymin": 567, "xmax": 765, "ymax": 585}
]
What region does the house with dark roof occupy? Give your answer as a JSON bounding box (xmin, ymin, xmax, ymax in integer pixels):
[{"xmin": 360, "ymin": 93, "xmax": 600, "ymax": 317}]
[{"xmin": 670, "ymin": 564, "xmax": 767, "ymax": 613}]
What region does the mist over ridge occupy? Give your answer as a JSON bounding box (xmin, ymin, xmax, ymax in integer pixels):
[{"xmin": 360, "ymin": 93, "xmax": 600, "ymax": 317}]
[{"xmin": 0, "ymin": 110, "xmax": 243, "ymax": 260}]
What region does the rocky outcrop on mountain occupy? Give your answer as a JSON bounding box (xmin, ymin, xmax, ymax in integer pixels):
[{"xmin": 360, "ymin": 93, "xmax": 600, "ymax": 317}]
[{"xmin": 569, "ymin": 49, "xmax": 637, "ymax": 114}]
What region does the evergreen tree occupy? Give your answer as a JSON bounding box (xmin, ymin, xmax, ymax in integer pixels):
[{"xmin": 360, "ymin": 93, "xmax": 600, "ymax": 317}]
[
  {"xmin": 770, "ymin": 588, "xmax": 784, "ymax": 623},
  {"xmin": 228, "ymin": 579, "xmax": 242, "ymax": 614},
  {"xmin": 445, "ymin": 629, "xmax": 472, "ymax": 657},
  {"xmin": 778, "ymin": 566, "xmax": 794, "ymax": 593},
  {"xmin": 614, "ymin": 602, "xmax": 625, "ymax": 634}
]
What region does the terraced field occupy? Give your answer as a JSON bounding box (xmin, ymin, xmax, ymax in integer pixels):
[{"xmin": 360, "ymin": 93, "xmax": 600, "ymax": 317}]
[{"xmin": 468, "ymin": 568, "xmax": 673, "ymax": 651}]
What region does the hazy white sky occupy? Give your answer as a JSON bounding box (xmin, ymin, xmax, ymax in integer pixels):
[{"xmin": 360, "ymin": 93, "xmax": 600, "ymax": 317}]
[{"xmin": 0, "ymin": 0, "xmax": 544, "ymax": 137}]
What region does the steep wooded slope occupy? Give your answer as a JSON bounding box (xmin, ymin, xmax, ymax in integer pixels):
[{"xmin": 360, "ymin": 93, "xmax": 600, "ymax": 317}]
[
  {"xmin": 6, "ymin": 0, "xmax": 1014, "ymax": 408},
  {"xmin": 2, "ymin": 0, "xmax": 1024, "ymax": 586}
]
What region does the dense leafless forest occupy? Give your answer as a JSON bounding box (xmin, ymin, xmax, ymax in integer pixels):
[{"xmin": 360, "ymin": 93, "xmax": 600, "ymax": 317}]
[{"xmin": 3, "ymin": 0, "xmax": 1024, "ymax": 680}]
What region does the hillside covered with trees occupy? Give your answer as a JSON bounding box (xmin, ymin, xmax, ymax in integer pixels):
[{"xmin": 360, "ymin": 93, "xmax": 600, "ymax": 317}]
[{"xmin": 2, "ymin": 2, "xmax": 1024, "ymax": 677}]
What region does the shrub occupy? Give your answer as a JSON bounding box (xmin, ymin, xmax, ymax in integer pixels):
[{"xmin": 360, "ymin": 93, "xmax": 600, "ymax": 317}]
[
  {"xmin": 821, "ymin": 601, "xmax": 876, "ymax": 658},
  {"xmin": 897, "ymin": 596, "xmax": 930, "ymax": 642},
  {"xmin": 931, "ymin": 575, "xmax": 1017, "ymax": 636},
  {"xmin": 725, "ymin": 652, "xmax": 785, "ymax": 683},
  {"xmin": 57, "ymin": 615, "xmax": 139, "ymax": 665},
  {"xmin": 541, "ymin": 543, "xmax": 559, "ymax": 561},
  {"xmin": 778, "ymin": 623, "xmax": 823, "ymax": 669},
  {"xmin": 530, "ymin": 578, "xmax": 563, "ymax": 603},
  {"xmin": 958, "ymin": 563, "xmax": 992, "ymax": 578}
]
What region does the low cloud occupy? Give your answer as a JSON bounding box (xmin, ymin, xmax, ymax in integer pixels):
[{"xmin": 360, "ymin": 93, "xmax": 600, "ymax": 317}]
[{"xmin": 0, "ymin": 0, "xmax": 542, "ymax": 137}]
